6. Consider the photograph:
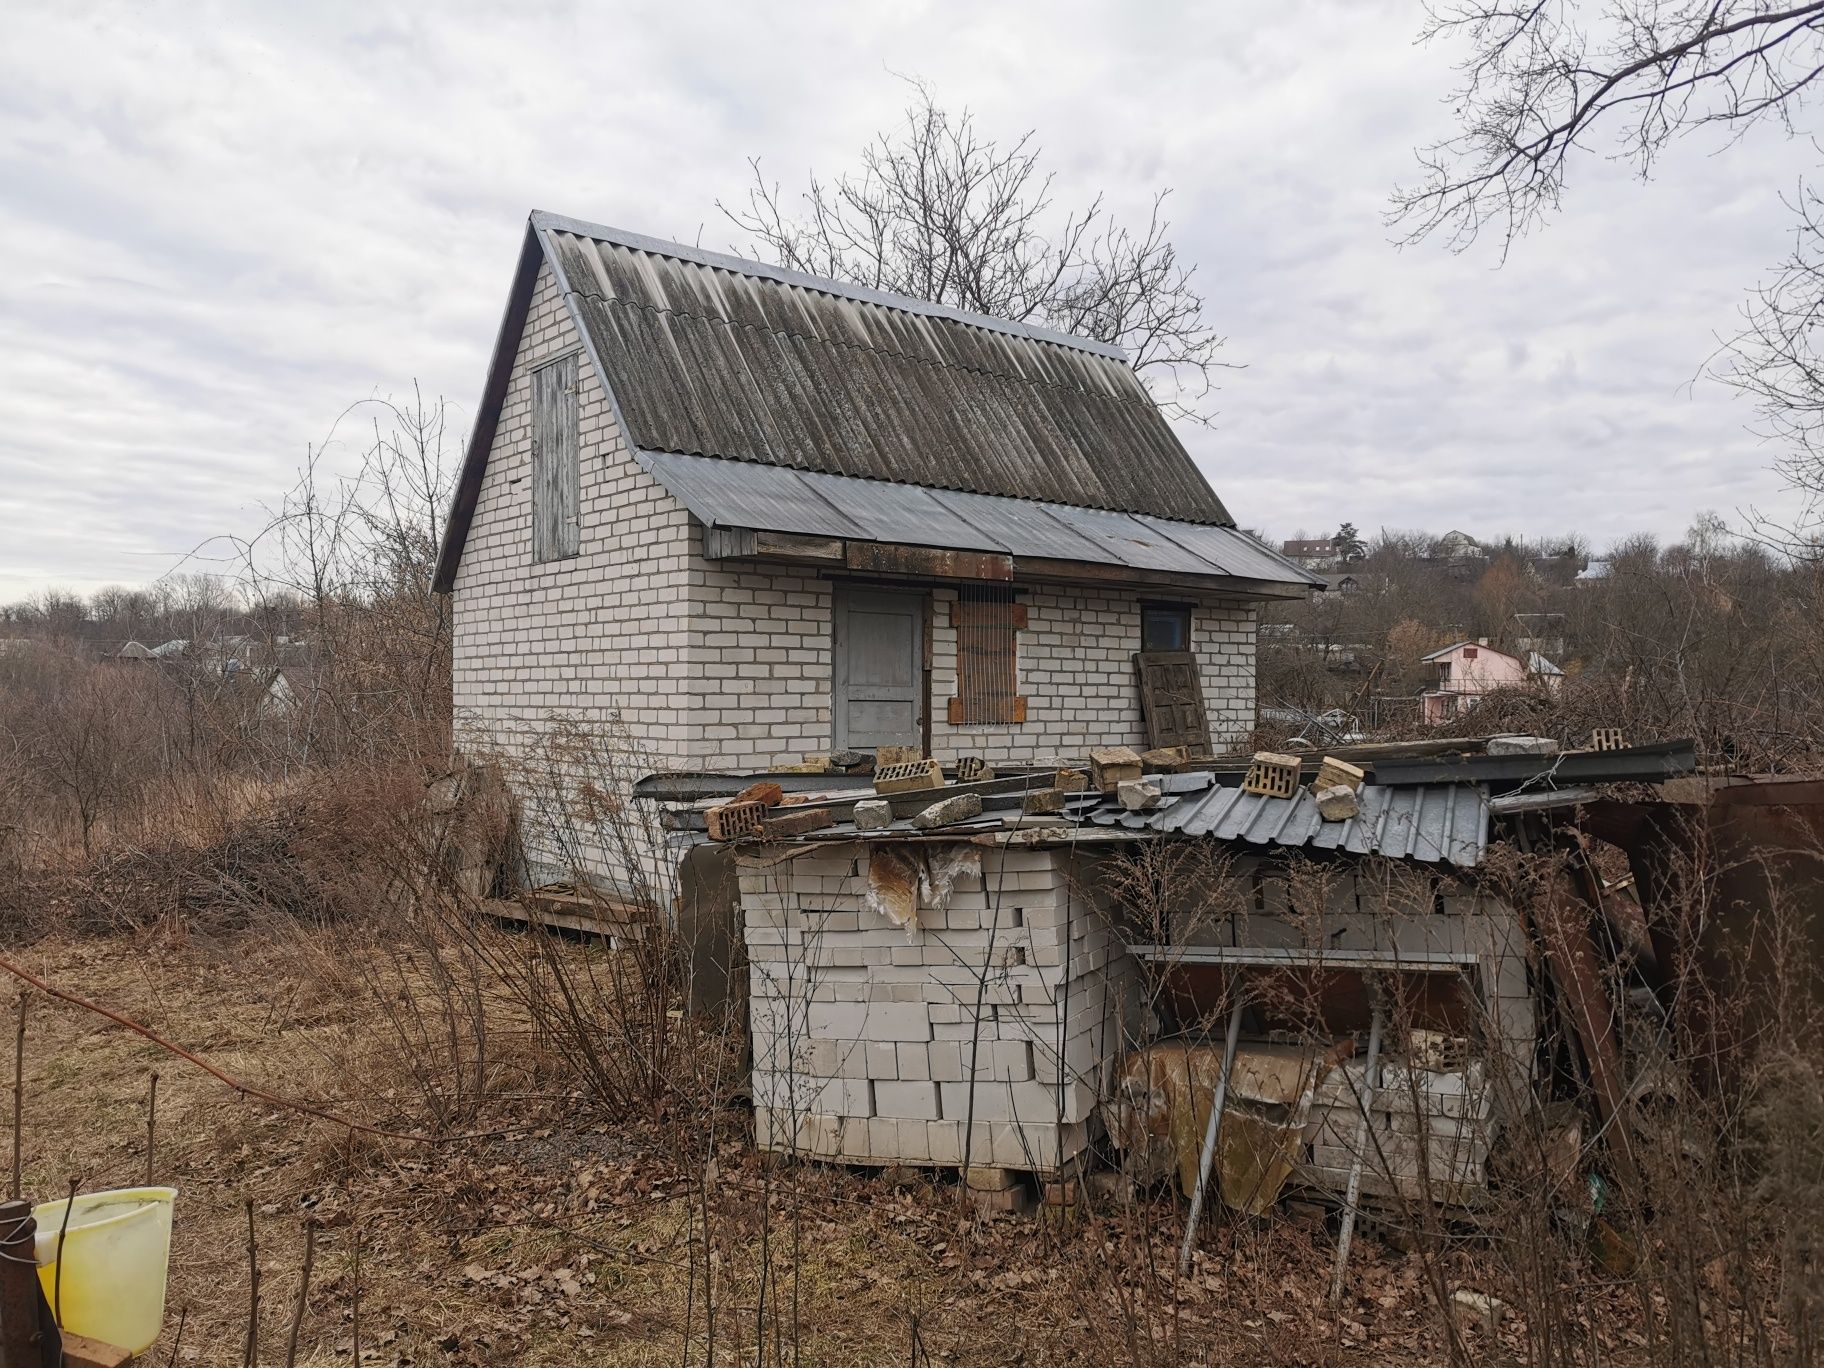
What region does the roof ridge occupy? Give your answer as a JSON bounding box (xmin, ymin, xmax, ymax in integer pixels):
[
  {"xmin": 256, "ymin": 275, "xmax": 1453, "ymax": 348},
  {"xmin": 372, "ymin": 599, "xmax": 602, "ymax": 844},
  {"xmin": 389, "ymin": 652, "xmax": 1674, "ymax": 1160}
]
[
  {"xmin": 531, "ymin": 209, "xmax": 1132, "ymax": 363},
  {"xmin": 570, "ymin": 287, "xmax": 1162, "ymax": 413}
]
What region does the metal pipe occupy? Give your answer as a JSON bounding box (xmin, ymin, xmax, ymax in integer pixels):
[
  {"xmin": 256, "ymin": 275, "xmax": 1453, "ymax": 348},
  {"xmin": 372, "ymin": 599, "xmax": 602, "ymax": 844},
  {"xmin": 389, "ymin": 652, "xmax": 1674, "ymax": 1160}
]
[
  {"xmin": 1177, "ymin": 994, "xmax": 1245, "ymax": 1276},
  {"xmin": 1329, "ymin": 1004, "xmax": 1385, "ymax": 1306}
]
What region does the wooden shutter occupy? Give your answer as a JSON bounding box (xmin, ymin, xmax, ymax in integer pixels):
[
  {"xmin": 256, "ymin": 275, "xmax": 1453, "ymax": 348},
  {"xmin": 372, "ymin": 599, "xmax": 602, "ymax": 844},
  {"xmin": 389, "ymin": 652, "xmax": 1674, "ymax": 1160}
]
[
  {"xmin": 531, "ymin": 354, "xmax": 580, "ymax": 562},
  {"xmin": 1134, "ymin": 650, "xmax": 1212, "ymax": 755},
  {"xmin": 947, "ymin": 590, "xmax": 1027, "ymax": 724}
]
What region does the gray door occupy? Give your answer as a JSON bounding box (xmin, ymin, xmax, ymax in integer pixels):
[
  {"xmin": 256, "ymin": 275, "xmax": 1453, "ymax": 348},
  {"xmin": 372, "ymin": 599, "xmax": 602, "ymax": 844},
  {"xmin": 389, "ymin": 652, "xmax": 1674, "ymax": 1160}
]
[{"xmin": 833, "ymin": 586, "xmax": 924, "ymax": 751}]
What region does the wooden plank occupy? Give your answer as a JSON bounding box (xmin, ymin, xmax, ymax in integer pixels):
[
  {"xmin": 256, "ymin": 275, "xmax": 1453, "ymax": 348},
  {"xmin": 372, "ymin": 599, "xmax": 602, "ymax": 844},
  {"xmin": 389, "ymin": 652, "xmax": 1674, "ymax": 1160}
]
[
  {"xmin": 754, "ymin": 530, "xmax": 846, "ymax": 561},
  {"xmin": 61, "ymin": 1332, "xmax": 132, "ymax": 1367},
  {"xmin": 947, "ymin": 598, "xmax": 1027, "ymax": 629},
  {"xmin": 531, "ymin": 354, "xmax": 580, "ymax": 562},
  {"xmin": 485, "ymin": 898, "xmax": 651, "ymax": 941},
  {"xmin": 845, "ymin": 541, "xmax": 1013, "ymax": 581}
]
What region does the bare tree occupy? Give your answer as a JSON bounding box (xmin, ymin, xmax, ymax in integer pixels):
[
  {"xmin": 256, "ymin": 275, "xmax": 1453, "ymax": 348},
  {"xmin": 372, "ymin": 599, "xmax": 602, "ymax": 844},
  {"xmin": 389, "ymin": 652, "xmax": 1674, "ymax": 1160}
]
[
  {"xmin": 1393, "ymin": 1, "xmax": 1824, "ymax": 251},
  {"xmin": 1717, "ymin": 182, "xmax": 1824, "ymax": 555},
  {"xmin": 1394, "ymin": 2, "xmax": 1824, "ymax": 543},
  {"xmin": 721, "ymin": 84, "xmax": 1230, "ymax": 423}
]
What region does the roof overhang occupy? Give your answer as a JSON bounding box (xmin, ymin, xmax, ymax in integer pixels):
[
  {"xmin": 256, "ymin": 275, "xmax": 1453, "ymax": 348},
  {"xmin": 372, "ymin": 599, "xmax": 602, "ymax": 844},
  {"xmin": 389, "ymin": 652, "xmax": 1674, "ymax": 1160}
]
[{"xmin": 642, "ymin": 449, "xmax": 1321, "ymax": 599}]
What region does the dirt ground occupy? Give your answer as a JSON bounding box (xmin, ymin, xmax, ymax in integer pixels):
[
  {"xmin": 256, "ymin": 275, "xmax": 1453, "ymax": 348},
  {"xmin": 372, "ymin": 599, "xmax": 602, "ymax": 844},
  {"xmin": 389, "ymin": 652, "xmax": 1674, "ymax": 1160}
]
[{"xmin": 6, "ymin": 926, "xmax": 1645, "ymax": 1366}]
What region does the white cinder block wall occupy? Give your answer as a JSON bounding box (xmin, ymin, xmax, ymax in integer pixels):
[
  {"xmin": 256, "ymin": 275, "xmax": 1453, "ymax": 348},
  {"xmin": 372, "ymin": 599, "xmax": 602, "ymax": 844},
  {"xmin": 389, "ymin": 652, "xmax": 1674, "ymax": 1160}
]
[
  {"xmin": 741, "ymin": 841, "xmax": 1140, "ymax": 1173},
  {"xmin": 1157, "ymin": 859, "xmax": 1536, "ymax": 1205}
]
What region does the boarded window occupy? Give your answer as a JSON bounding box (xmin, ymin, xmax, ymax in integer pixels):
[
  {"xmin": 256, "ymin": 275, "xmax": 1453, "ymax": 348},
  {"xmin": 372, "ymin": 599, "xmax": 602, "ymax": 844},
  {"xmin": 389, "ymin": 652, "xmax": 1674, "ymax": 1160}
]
[
  {"xmin": 1141, "ymin": 602, "xmax": 1192, "ymax": 652},
  {"xmin": 947, "ymin": 587, "xmax": 1026, "ymax": 725},
  {"xmin": 1462, "ymin": 646, "xmax": 1479, "ymax": 660},
  {"xmin": 531, "ymin": 354, "xmax": 580, "ymax": 563}
]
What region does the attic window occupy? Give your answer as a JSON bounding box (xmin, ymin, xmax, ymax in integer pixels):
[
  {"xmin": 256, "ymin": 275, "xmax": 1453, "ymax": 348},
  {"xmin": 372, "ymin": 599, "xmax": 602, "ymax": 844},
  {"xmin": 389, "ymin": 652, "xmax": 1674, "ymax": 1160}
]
[
  {"xmin": 947, "ymin": 588, "xmax": 1027, "ymax": 725},
  {"xmin": 531, "ymin": 354, "xmax": 580, "ymax": 563},
  {"xmin": 1463, "ymin": 646, "xmax": 1479, "ymax": 660}
]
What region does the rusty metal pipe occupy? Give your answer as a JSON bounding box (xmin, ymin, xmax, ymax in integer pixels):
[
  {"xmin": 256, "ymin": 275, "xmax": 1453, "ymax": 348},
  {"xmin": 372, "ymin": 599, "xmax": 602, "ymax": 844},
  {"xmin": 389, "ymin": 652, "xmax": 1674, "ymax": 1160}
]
[{"xmin": 1177, "ymin": 994, "xmax": 1245, "ymax": 1276}]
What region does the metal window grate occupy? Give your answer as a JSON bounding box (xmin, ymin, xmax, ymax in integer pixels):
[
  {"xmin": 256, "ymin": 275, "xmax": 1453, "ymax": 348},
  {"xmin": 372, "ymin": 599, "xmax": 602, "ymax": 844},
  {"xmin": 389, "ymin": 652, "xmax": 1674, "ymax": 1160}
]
[{"xmin": 950, "ymin": 585, "xmax": 1026, "ymax": 725}]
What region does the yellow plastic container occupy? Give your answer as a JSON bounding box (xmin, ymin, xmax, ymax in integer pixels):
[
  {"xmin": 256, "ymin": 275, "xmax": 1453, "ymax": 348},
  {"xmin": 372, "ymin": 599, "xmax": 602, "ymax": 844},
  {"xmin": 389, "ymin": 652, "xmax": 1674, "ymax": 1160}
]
[{"xmin": 33, "ymin": 1186, "xmax": 176, "ymax": 1354}]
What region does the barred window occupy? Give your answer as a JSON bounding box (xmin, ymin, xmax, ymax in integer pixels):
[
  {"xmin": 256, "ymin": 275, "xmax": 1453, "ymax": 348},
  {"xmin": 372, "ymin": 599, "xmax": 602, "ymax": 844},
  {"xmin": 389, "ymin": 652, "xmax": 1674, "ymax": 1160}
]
[{"xmin": 947, "ymin": 587, "xmax": 1027, "ymax": 724}]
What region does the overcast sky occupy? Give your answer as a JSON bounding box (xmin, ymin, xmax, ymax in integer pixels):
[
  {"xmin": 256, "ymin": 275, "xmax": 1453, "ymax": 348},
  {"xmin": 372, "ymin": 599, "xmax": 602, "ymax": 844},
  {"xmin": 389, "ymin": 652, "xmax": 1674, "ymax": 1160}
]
[{"xmin": 0, "ymin": 0, "xmax": 1810, "ymax": 602}]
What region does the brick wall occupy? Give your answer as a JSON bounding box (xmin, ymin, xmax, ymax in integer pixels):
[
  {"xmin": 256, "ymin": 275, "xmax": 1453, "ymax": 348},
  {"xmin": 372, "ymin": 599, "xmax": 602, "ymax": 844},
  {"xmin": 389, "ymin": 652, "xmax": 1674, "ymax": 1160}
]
[
  {"xmin": 450, "ymin": 262, "xmax": 697, "ymax": 882},
  {"xmin": 673, "ymin": 566, "xmax": 1258, "ymax": 772},
  {"xmin": 741, "ymin": 841, "xmax": 1140, "ymax": 1173},
  {"xmin": 928, "ymin": 584, "xmax": 1255, "ymax": 767}
]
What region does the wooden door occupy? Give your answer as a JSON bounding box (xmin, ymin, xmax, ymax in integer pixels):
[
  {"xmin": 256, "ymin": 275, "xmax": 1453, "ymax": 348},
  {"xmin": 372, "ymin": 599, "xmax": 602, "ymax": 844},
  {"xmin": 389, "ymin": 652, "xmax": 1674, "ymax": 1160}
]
[{"xmin": 833, "ymin": 586, "xmax": 924, "ymax": 751}]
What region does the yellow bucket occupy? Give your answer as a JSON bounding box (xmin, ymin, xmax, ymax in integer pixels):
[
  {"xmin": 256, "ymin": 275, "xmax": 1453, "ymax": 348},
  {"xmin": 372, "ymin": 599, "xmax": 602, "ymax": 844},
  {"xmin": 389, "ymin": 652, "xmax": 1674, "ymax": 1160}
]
[{"xmin": 33, "ymin": 1186, "xmax": 176, "ymax": 1354}]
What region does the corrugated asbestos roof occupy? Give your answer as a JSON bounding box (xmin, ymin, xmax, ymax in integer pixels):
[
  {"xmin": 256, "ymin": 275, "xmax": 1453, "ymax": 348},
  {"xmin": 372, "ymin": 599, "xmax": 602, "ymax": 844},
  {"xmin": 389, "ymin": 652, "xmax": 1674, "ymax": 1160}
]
[
  {"xmin": 541, "ymin": 215, "xmax": 1233, "ymax": 523},
  {"xmin": 1072, "ymin": 773, "xmax": 1489, "ymax": 866},
  {"xmin": 641, "ymin": 450, "xmax": 1318, "ymax": 584},
  {"xmin": 434, "ymin": 210, "xmax": 1292, "ymax": 592}
]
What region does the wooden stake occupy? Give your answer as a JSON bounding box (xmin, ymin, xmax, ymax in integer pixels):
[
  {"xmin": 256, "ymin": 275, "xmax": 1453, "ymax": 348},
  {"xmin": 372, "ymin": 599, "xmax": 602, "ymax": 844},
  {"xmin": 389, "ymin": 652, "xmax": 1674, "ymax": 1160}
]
[
  {"xmin": 283, "ymin": 1223, "xmax": 315, "ymax": 1368},
  {"xmin": 166, "ymin": 1306, "xmax": 189, "ymax": 1367},
  {"xmin": 10, "ymin": 993, "xmax": 25, "ymax": 1201},
  {"xmin": 350, "ymin": 1227, "xmax": 361, "ymax": 1366},
  {"xmin": 145, "ymin": 1071, "xmax": 159, "ymax": 1187},
  {"xmin": 243, "ymin": 1200, "xmax": 260, "ymax": 1368}
]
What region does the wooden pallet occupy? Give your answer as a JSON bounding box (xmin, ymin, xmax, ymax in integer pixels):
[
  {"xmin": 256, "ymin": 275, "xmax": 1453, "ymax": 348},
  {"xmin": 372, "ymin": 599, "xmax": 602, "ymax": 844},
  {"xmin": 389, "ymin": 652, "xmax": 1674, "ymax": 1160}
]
[{"xmin": 484, "ymin": 885, "xmax": 658, "ymax": 942}]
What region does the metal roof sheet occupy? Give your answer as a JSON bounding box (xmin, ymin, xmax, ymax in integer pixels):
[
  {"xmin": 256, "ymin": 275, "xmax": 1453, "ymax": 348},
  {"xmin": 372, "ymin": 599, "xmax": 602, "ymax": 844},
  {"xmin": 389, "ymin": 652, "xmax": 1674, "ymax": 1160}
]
[
  {"xmin": 636, "ymin": 451, "xmax": 1321, "ymax": 586},
  {"xmin": 1076, "ymin": 775, "xmax": 1489, "ymax": 866}
]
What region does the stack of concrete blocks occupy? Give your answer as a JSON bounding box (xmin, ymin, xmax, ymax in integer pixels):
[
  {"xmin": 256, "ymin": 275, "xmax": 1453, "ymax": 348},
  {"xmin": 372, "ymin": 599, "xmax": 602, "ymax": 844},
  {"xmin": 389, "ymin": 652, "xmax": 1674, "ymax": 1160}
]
[
  {"xmin": 1161, "ymin": 854, "xmax": 1535, "ymax": 1205},
  {"xmin": 1305, "ymin": 1058, "xmax": 1496, "ymax": 1205},
  {"xmin": 740, "ymin": 840, "xmax": 1141, "ymax": 1174}
]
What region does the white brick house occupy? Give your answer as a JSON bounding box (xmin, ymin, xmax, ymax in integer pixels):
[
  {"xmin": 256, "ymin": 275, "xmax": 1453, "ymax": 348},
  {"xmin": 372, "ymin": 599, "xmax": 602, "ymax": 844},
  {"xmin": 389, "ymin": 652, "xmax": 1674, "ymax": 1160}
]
[{"xmin": 434, "ymin": 212, "xmax": 1318, "ymax": 880}]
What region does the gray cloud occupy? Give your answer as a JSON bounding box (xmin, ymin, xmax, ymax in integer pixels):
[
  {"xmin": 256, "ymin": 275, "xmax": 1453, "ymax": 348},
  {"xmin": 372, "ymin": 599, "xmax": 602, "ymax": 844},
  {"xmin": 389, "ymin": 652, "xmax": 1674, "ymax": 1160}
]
[{"xmin": 0, "ymin": 0, "xmax": 1810, "ymax": 600}]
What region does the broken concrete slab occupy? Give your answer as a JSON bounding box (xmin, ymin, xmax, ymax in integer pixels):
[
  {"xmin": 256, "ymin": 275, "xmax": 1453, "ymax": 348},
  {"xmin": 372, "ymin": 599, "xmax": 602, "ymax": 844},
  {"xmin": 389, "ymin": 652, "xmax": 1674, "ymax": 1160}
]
[
  {"xmin": 1021, "ymin": 788, "xmax": 1066, "ymax": 814},
  {"xmin": 911, "ymin": 792, "xmax": 984, "ymax": 829},
  {"xmin": 1139, "ymin": 746, "xmax": 1189, "ymax": 769},
  {"xmin": 1118, "ymin": 779, "xmax": 1163, "ymax": 812},
  {"xmin": 1315, "ymin": 784, "xmax": 1360, "ymax": 822},
  {"xmin": 853, "ymin": 799, "xmax": 893, "ymax": 831},
  {"xmin": 955, "ymin": 756, "xmax": 995, "ymax": 782},
  {"xmin": 1487, "ymin": 735, "xmax": 1559, "ymax": 757}
]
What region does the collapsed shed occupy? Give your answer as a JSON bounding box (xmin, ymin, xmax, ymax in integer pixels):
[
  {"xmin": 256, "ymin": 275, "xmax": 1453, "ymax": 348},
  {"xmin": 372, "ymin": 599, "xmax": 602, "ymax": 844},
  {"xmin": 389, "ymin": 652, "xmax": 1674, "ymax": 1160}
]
[{"xmin": 667, "ymin": 737, "xmax": 1705, "ymax": 1215}]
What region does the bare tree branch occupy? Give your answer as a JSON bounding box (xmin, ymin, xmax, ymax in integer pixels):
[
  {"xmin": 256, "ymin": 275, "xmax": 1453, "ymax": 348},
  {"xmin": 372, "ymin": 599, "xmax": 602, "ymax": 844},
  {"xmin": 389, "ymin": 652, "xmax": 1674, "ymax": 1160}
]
[
  {"xmin": 1393, "ymin": 1, "xmax": 1824, "ymax": 253},
  {"xmin": 719, "ymin": 83, "xmax": 1231, "ymax": 424}
]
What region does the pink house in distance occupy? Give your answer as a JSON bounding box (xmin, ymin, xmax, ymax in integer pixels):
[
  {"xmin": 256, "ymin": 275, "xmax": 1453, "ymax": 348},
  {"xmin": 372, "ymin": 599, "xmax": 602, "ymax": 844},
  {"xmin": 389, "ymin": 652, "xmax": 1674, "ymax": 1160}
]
[{"xmin": 1420, "ymin": 640, "xmax": 1563, "ymax": 723}]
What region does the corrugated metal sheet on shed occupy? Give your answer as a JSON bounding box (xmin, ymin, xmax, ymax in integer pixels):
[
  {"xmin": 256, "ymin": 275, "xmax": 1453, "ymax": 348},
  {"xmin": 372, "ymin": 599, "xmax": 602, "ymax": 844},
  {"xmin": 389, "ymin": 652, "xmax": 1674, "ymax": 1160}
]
[{"xmin": 1074, "ymin": 773, "xmax": 1489, "ymax": 866}]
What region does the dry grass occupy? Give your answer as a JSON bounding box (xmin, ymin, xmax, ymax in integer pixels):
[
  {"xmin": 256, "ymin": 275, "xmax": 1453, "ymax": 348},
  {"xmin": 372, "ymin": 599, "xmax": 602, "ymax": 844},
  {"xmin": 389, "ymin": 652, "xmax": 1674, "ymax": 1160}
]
[{"xmin": 5, "ymin": 921, "xmax": 1606, "ymax": 1367}]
